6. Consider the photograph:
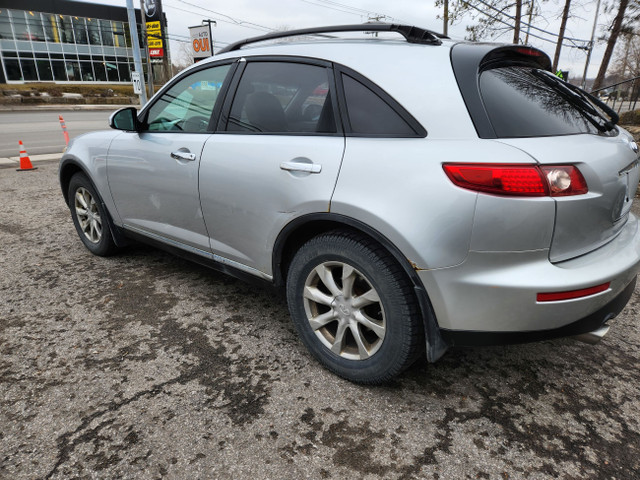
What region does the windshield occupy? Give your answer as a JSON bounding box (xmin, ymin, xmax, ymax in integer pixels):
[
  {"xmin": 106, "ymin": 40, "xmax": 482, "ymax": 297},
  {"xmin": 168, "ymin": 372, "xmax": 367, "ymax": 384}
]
[{"xmin": 479, "ymin": 66, "xmax": 617, "ymax": 138}]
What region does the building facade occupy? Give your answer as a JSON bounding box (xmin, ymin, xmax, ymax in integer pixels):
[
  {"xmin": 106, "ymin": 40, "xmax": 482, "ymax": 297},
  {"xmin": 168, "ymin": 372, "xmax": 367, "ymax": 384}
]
[{"xmin": 0, "ymin": 0, "xmax": 163, "ymax": 84}]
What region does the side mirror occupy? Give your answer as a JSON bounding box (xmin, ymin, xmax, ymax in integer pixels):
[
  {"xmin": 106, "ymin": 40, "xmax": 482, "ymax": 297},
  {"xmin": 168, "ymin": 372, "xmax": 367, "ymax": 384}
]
[{"xmin": 109, "ymin": 107, "xmax": 139, "ymax": 131}]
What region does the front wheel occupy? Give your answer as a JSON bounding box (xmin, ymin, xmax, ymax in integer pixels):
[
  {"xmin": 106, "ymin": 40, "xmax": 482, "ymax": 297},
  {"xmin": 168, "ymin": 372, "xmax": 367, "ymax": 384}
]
[
  {"xmin": 68, "ymin": 173, "xmax": 118, "ymax": 257},
  {"xmin": 286, "ymin": 231, "xmax": 424, "ymax": 384}
]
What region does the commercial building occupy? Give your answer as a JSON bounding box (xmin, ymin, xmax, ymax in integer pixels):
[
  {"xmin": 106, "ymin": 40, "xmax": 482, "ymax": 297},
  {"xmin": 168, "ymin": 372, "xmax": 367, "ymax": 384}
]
[{"xmin": 0, "ymin": 0, "xmax": 169, "ymax": 84}]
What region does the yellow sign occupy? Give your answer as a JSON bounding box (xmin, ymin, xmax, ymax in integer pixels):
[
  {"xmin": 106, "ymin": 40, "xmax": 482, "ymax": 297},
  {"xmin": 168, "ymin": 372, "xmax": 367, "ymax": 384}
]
[{"xmin": 146, "ymin": 21, "xmax": 163, "ymax": 48}]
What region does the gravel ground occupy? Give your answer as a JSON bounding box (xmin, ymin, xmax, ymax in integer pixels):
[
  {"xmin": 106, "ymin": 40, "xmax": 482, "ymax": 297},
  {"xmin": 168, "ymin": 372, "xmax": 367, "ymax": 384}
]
[{"xmin": 1, "ymin": 161, "xmax": 639, "ymax": 479}]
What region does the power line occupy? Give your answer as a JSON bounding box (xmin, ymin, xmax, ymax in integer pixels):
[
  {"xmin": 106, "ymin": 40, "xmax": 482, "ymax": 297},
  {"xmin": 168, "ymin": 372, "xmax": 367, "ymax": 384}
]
[
  {"xmin": 473, "ymin": 0, "xmax": 589, "ymax": 44},
  {"xmin": 464, "ymin": 1, "xmax": 590, "ymax": 50}
]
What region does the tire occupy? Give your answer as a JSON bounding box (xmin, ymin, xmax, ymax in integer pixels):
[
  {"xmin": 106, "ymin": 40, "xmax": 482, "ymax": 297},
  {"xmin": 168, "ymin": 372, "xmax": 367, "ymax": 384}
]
[
  {"xmin": 68, "ymin": 173, "xmax": 118, "ymax": 257},
  {"xmin": 286, "ymin": 231, "xmax": 424, "ymax": 384}
]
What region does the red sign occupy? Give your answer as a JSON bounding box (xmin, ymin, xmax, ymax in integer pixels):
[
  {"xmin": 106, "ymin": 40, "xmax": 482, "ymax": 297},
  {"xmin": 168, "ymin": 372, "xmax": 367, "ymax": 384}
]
[{"xmin": 149, "ymin": 48, "xmax": 164, "ymax": 57}]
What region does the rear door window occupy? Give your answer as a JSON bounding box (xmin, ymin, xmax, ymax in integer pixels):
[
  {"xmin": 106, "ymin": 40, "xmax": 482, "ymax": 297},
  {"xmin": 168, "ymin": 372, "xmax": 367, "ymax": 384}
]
[
  {"xmin": 226, "ymin": 61, "xmax": 336, "ymax": 134},
  {"xmin": 479, "ymin": 67, "xmax": 602, "ymax": 137}
]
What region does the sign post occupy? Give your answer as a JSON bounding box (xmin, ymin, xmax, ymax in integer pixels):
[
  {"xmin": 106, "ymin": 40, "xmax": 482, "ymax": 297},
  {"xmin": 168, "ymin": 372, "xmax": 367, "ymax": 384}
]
[{"xmin": 126, "ymin": 0, "xmax": 147, "ymax": 105}]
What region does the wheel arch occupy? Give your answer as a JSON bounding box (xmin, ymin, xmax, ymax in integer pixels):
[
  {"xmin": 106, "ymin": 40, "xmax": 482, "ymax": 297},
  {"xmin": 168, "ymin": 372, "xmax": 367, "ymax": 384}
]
[
  {"xmin": 272, "ymin": 213, "xmax": 448, "ymax": 362},
  {"xmin": 59, "ymin": 157, "xmax": 91, "ymax": 206},
  {"xmin": 60, "ymin": 157, "xmax": 128, "ymax": 247}
]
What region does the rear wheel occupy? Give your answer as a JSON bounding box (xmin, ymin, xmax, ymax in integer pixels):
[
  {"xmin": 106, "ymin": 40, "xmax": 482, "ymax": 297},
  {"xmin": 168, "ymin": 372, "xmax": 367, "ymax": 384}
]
[
  {"xmin": 68, "ymin": 173, "xmax": 118, "ymax": 256},
  {"xmin": 286, "ymin": 231, "xmax": 424, "ymax": 384}
]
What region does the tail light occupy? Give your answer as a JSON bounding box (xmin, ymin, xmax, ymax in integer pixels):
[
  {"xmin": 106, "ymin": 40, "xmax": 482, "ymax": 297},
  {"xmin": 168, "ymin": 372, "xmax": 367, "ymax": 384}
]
[{"xmin": 442, "ymin": 163, "xmax": 588, "ymax": 197}]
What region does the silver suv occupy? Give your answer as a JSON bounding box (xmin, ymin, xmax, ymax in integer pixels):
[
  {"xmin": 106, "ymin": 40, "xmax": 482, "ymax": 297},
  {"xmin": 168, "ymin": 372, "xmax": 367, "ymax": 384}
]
[{"xmin": 59, "ymin": 24, "xmax": 640, "ymax": 384}]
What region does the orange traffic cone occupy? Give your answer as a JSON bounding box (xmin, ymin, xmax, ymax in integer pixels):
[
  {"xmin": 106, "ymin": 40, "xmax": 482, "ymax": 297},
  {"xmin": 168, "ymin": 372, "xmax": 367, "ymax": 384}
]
[
  {"xmin": 16, "ymin": 140, "xmax": 37, "ymax": 172},
  {"xmin": 59, "ymin": 115, "xmax": 69, "ymax": 145}
]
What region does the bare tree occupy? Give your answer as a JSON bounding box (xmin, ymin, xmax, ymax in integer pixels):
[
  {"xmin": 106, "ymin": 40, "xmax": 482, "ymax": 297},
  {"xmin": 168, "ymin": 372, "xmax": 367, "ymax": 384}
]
[
  {"xmin": 592, "ymin": 0, "xmax": 638, "ymax": 90},
  {"xmin": 436, "ymin": 0, "xmax": 541, "ymax": 43},
  {"xmin": 552, "ymin": 0, "xmax": 572, "ymax": 72}
]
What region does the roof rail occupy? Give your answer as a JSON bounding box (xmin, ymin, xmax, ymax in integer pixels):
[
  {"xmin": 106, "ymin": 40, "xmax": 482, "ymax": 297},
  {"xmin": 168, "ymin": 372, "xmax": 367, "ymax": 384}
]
[{"xmin": 218, "ymin": 24, "xmax": 447, "ymax": 54}]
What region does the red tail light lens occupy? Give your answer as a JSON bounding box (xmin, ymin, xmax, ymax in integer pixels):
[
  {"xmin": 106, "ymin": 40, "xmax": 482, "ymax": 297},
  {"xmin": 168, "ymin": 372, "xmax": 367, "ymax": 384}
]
[{"xmin": 443, "ymin": 163, "xmax": 588, "ymax": 197}]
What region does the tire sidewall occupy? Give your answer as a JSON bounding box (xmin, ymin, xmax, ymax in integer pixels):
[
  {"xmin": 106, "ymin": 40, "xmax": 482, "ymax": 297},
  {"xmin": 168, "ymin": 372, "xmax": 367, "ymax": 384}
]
[
  {"xmin": 287, "ymin": 235, "xmax": 415, "ymax": 382},
  {"xmin": 68, "ymin": 173, "xmax": 114, "ymax": 256}
]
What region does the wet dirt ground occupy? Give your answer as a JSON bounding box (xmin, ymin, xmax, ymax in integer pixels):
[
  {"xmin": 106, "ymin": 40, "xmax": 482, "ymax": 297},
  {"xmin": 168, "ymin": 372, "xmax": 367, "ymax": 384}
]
[{"xmin": 1, "ymin": 162, "xmax": 639, "ymax": 479}]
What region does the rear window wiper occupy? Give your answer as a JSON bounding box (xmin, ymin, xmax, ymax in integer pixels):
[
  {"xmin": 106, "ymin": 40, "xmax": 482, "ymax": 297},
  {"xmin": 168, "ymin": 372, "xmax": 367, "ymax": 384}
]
[{"xmin": 530, "ymin": 70, "xmax": 618, "ymax": 133}]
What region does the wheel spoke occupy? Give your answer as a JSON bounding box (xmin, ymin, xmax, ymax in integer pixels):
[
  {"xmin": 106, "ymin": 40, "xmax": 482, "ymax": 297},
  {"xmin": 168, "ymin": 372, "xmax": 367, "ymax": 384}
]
[
  {"xmin": 75, "ymin": 206, "xmax": 88, "ymax": 216},
  {"xmin": 315, "ymin": 264, "xmax": 341, "ymax": 297},
  {"xmin": 331, "ymin": 322, "xmax": 348, "ymax": 354},
  {"xmin": 354, "ymin": 310, "xmax": 385, "ymax": 339},
  {"xmin": 76, "ymin": 191, "xmax": 88, "ymax": 209},
  {"xmin": 352, "ymin": 288, "xmax": 380, "ymax": 309},
  {"xmin": 304, "ymin": 286, "xmax": 334, "ymax": 306},
  {"xmin": 308, "ymin": 310, "xmax": 337, "ymax": 331},
  {"xmin": 349, "ymin": 324, "xmax": 370, "ymax": 359},
  {"xmin": 341, "ymin": 265, "xmax": 356, "ymax": 298}
]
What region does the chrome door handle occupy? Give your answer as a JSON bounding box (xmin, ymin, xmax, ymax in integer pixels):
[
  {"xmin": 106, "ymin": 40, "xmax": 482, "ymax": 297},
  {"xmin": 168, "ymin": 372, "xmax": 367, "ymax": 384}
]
[
  {"xmin": 280, "ymin": 161, "xmax": 322, "ymax": 173},
  {"xmin": 171, "ymin": 151, "xmax": 196, "ymax": 162}
]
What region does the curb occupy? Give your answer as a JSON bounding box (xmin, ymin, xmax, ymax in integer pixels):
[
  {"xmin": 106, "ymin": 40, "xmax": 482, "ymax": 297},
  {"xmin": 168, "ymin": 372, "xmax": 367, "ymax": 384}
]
[
  {"xmin": 0, "ymin": 153, "xmax": 61, "ymax": 168},
  {"xmin": 0, "ymin": 104, "xmax": 139, "ymax": 112}
]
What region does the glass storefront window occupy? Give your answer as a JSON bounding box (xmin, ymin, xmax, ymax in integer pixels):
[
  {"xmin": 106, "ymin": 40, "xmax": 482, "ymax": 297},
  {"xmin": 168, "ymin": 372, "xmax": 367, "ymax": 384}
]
[
  {"xmin": 4, "ymin": 58, "xmax": 21, "ymax": 80},
  {"xmin": 0, "ymin": 9, "xmax": 13, "ymax": 40},
  {"xmin": 26, "ymin": 11, "xmax": 45, "ymax": 41},
  {"xmin": 72, "ymin": 16, "xmax": 87, "ymax": 44},
  {"xmin": 59, "ymin": 15, "xmax": 74, "ymax": 43},
  {"xmin": 36, "ymin": 59, "xmax": 53, "ymax": 80},
  {"xmin": 79, "ymin": 61, "xmax": 94, "ymax": 81},
  {"xmin": 51, "ymin": 60, "xmax": 67, "ymax": 80},
  {"xmin": 20, "ymin": 57, "xmax": 38, "ymax": 80},
  {"xmin": 86, "ymin": 18, "xmax": 101, "ymax": 45},
  {"xmin": 65, "ymin": 60, "xmax": 80, "ymax": 81},
  {"xmin": 10, "ymin": 10, "xmax": 29, "ymax": 41},
  {"xmin": 105, "ymin": 61, "xmax": 119, "ymax": 81},
  {"xmin": 113, "ymin": 21, "xmax": 125, "ymax": 48},
  {"xmin": 99, "ymin": 19, "xmax": 113, "ymax": 46},
  {"xmin": 43, "ymin": 14, "xmax": 56, "ymax": 42},
  {"xmin": 93, "ymin": 61, "xmax": 107, "ymax": 81},
  {"xmin": 117, "ymin": 63, "xmax": 130, "ymax": 82}
]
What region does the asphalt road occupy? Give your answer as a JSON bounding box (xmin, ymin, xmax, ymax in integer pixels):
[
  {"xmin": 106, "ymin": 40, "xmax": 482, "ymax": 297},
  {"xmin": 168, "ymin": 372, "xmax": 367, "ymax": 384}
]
[
  {"xmin": 0, "ymin": 110, "xmax": 113, "ymax": 158},
  {"xmin": 1, "ymin": 161, "xmax": 640, "ymax": 479}
]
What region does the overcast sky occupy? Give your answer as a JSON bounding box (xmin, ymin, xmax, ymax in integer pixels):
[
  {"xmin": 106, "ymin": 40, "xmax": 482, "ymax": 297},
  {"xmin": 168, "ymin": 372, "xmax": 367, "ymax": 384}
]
[{"xmin": 89, "ymin": 0, "xmax": 617, "ymax": 80}]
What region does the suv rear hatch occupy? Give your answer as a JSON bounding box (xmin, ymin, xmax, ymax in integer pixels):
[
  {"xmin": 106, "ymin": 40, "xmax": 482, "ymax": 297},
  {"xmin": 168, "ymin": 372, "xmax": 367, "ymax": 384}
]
[{"xmin": 451, "ymin": 43, "xmax": 640, "ymax": 262}]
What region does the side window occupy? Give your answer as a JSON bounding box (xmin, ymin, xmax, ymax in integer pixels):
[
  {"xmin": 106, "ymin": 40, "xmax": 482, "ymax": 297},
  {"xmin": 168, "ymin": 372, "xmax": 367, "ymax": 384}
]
[
  {"xmin": 227, "ymin": 62, "xmax": 336, "ymax": 134},
  {"xmin": 146, "ymin": 64, "xmax": 231, "ymax": 133},
  {"xmin": 341, "ymin": 74, "xmax": 416, "ymax": 136}
]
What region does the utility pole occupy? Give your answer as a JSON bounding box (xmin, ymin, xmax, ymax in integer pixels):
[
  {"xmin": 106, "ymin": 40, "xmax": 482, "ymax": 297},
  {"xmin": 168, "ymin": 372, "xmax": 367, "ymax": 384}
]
[
  {"xmin": 581, "ymin": 0, "xmax": 601, "ymax": 89},
  {"xmin": 202, "ymin": 19, "xmax": 216, "ymax": 56},
  {"xmin": 139, "ymin": 1, "xmax": 154, "ymax": 100},
  {"xmin": 126, "ymin": 0, "xmax": 147, "ymax": 105}
]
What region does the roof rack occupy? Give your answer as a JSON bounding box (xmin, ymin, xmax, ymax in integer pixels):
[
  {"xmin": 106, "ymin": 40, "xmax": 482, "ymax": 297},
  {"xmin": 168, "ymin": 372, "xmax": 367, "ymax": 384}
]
[{"xmin": 218, "ymin": 24, "xmax": 447, "ymax": 54}]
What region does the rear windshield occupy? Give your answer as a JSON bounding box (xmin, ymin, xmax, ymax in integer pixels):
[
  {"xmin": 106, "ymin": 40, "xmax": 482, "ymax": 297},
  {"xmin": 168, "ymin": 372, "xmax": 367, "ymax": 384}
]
[{"xmin": 480, "ymin": 67, "xmax": 601, "ymax": 137}]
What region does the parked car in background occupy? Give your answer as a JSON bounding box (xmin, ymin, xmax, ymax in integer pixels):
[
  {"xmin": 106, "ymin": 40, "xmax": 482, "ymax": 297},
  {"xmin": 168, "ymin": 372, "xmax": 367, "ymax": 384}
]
[{"xmin": 60, "ymin": 24, "xmax": 640, "ymax": 384}]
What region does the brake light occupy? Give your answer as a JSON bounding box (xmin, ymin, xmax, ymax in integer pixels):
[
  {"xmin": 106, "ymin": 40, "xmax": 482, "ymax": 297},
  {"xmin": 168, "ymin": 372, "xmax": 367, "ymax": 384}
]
[
  {"xmin": 537, "ymin": 282, "xmax": 610, "ymax": 302},
  {"xmin": 515, "ymin": 47, "xmax": 544, "ymax": 57},
  {"xmin": 442, "ymin": 164, "xmax": 588, "ymax": 197}
]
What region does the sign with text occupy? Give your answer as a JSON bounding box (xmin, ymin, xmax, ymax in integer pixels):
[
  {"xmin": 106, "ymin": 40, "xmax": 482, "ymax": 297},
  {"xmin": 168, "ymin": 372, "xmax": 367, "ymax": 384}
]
[
  {"xmin": 144, "ymin": 0, "xmax": 165, "ymax": 60},
  {"xmin": 189, "ymin": 25, "xmax": 212, "ymax": 60}
]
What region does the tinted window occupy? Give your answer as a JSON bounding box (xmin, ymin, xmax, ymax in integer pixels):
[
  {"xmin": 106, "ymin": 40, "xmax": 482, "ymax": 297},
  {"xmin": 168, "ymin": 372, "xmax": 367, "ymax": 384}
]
[
  {"xmin": 227, "ymin": 62, "xmax": 336, "ymax": 134},
  {"xmin": 342, "ymin": 74, "xmax": 415, "ymax": 136},
  {"xmin": 146, "ymin": 64, "xmax": 231, "ymax": 133},
  {"xmin": 480, "ymin": 67, "xmax": 600, "ymax": 137}
]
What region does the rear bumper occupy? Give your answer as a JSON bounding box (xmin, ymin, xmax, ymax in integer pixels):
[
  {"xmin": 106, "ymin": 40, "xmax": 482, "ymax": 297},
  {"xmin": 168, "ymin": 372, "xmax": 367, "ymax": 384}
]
[
  {"xmin": 419, "ymin": 212, "xmax": 640, "ymax": 336},
  {"xmin": 440, "ymin": 276, "xmax": 636, "ymax": 346}
]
